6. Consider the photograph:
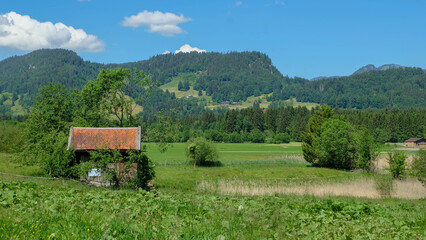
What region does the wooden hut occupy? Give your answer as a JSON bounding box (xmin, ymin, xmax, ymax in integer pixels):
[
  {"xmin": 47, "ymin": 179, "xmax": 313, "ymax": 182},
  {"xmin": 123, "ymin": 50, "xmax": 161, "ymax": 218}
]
[
  {"xmin": 404, "ymin": 138, "xmax": 426, "ymax": 147},
  {"xmin": 67, "ymin": 127, "xmax": 141, "ymax": 185}
]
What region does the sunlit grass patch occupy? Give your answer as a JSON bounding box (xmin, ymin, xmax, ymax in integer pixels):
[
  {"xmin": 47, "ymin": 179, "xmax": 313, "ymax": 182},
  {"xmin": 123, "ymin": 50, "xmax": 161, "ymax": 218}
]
[{"xmin": 0, "ymin": 153, "xmax": 42, "ymax": 176}]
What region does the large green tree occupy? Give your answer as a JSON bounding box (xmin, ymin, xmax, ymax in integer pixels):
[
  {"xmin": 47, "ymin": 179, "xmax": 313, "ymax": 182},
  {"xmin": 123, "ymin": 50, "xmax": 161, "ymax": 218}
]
[
  {"xmin": 76, "ymin": 68, "xmax": 150, "ymax": 127},
  {"xmin": 21, "ymin": 83, "xmax": 76, "ymax": 176},
  {"xmin": 302, "ymin": 105, "xmax": 333, "ymax": 164},
  {"xmin": 314, "ymin": 119, "xmax": 357, "ymax": 169}
]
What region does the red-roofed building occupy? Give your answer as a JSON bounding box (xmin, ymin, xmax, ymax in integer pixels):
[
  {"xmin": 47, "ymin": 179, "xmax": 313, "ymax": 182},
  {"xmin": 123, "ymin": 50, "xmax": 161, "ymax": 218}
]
[
  {"xmin": 67, "ymin": 127, "xmax": 141, "ymax": 186},
  {"xmin": 67, "ymin": 127, "xmax": 141, "ymax": 152}
]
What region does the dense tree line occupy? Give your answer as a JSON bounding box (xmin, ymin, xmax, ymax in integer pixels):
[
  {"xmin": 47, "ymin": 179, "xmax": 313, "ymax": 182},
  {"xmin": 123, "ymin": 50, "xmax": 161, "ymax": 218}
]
[{"xmin": 144, "ymin": 106, "xmax": 426, "ymax": 144}]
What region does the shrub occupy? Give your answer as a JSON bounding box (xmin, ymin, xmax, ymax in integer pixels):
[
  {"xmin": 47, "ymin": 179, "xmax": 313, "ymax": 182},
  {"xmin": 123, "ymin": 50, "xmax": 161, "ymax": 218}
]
[
  {"xmin": 186, "ymin": 137, "xmax": 221, "ymax": 167},
  {"xmin": 374, "ymin": 174, "xmax": 394, "ymax": 197},
  {"xmin": 20, "ymin": 131, "xmax": 76, "ymax": 178},
  {"xmin": 0, "ymin": 122, "xmax": 26, "ymax": 153},
  {"xmin": 204, "ymin": 129, "xmax": 224, "ymax": 142},
  {"xmin": 314, "ymin": 119, "xmax": 357, "ymax": 170},
  {"xmin": 273, "ymin": 133, "xmax": 291, "ymax": 144},
  {"xmin": 387, "ymin": 151, "xmax": 407, "ymax": 179},
  {"xmin": 354, "ymin": 128, "xmax": 379, "ymax": 171},
  {"xmin": 411, "ymin": 150, "xmax": 426, "ymax": 187},
  {"xmin": 250, "ymin": 129, "xmax": 265, "ymax": 143},
  {"xmin": 224, "ymin": 132, "xmax": 244, "ymax": 143},
  {"xmin": 82, "ymin": 148, "xmax": 155, "ymax": 189},
  {"xmin": 128, "ymin": 150, "xmax": 155, "ymax": 190}
]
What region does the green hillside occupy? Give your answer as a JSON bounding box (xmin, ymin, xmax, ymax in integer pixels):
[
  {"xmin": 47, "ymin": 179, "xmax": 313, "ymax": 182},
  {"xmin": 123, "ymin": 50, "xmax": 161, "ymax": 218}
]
[{"xmin": 0, "ymin": 49, "xmax": 425, "ymax": 117}]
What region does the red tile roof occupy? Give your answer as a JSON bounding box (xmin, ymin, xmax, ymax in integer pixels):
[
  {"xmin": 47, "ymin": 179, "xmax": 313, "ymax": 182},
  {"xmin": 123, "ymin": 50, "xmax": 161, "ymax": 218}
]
[{"xmin": 67, "ymin": 127, "xmax": 141, "ymax": 151}]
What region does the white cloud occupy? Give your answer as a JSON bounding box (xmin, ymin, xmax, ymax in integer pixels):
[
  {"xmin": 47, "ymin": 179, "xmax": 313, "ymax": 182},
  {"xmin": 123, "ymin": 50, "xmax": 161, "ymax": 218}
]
[
  {"xmin": 162, "ymin": 50, "xmax": 170, "ymax": 54},
  {"xmin": 0, "ymin": 12, "xmax": 104, "ymax": 52},
  {"xmin": 175, "ymin": 44, "xmax": 206, "ymax": 54},
  {"xmin": 122, "ymin": 10, "xmax": 191, "ymax": 36}
]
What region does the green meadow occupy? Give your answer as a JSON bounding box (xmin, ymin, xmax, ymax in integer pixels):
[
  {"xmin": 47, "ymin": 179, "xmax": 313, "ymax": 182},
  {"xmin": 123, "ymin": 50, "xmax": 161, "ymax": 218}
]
[{"xmin": 0, "ymin": 143, "xmax": 425, "ymax": 239}]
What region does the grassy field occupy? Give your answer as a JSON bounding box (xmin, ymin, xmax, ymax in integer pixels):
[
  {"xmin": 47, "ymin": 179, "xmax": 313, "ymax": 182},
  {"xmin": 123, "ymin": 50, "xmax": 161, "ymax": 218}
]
[
  {"xmin": 145, "ymin": 142, "xmax": 303, "ymax": 164},
  {"xmin": 0, "ymin": 143, "xmax": 425, "ymax": 239}
]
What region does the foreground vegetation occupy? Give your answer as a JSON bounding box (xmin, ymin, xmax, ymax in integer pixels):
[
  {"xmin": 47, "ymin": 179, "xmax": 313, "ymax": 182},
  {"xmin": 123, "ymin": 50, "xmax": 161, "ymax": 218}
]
[
  {"xmin": 1, "ymin": 180, "xmax": 424, "ymax": 239},
  {"xmin": 1, "ymin": 143, "xmax": 425, "ymax": 239}
]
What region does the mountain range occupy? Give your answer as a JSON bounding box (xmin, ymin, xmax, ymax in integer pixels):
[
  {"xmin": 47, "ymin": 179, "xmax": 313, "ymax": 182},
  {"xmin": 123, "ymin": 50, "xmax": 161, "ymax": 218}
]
[{"xmin": 0, "ymin": 49, "xmax": 425, "ymax": 116}]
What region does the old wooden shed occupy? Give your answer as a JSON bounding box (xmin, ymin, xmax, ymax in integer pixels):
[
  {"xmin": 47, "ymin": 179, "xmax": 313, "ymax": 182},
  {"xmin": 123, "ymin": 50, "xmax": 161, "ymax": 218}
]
[
  {"xmin": 67, "ymin": 127, "xmax": 141, "ymax": 185},
  {"xmin": 404, "ymin": 138, "xmax": 426, "ymax": 147}
]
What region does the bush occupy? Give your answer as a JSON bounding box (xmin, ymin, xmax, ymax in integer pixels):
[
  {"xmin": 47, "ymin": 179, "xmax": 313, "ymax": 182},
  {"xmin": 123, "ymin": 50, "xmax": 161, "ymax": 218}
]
[
  {"xmin": 128, "ymin": 150, "xmax": 155, "ymax": 190},
  {"xmin": 250, "ymin": 129, "xmax": 265, "ymax": 143},
  {"xmin": 354, "ymin": 128, "xmax": 379, "ymax": 171},
  {"xmin": 82, "ymin": 149, "xmax": 155, "ymax": 189},
  {"xmin": 204, "ymin": 129, "xmax": 224, "ymax": 142},
  {"xmin": 273, "ymin": 133, "xmax": 291, "ymax": 144},
  {"xmin": 387, "ymin": 151, "xmax": 407, "ymax": 179},
  {"xmin": 314, "ymin": 119, "xmax": 357, "ymax": 170},
  {"xmin": 21, "ymin": 131, "xmax": 76, "ymax": 178},
  {"xmin": 0, "ymin": 122, "xmax": 26, "ymax": 153},
  {"xmin": 186, "ymin": 137, "xmax": 221, "ymax": 167},
  {"xmin": 224, "ymin": 132, "xmax": 244, "ymax": 143},
  {"xmin": 411, "ymin": 150, "xmax": 426, "ymax": 186},
  {"xmin": 374, "ymin": 174, "xmax": 394, "ymax": 197}
]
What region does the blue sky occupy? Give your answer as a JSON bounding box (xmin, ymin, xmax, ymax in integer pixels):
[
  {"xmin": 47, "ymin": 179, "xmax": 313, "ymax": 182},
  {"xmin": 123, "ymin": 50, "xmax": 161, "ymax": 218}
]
[{"xmin": 1, "ymin": 0, "xmax": 425, "ymax": 79}]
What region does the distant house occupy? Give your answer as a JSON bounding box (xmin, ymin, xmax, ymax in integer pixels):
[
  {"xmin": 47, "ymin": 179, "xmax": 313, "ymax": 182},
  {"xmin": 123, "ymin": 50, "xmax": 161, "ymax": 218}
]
[
  {"xmin": 418, "ymin": 142, "xmax": 426, "ymax": 149},
  {"xmin": 67, "ymin": 127, "xmax": 141, "ymax": 185},
  {"xmin": 404, "ymin": 138, "xmax": 426, "ymax": 147}
]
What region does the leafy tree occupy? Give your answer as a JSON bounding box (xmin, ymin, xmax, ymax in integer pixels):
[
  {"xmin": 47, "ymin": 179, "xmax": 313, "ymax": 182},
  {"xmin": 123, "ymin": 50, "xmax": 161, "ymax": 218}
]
[
  {"xmin": 186, "ymin": 137, "xmax": 220, "ymax": 167},
  {"xmin": 204, "ymin": 129, "xmax": 224, "ymax": 142},
  {"xmin": 76, "ymin": 68, "xmax": 150, "ymax": 127},
  {"xmin": 250, "ymin": 128, "xmax": 265, "ymax": 143},
  {"xmin": 302, "ymin": 105, "xmax": 333, "ymax": 164},
  {"xmin": 20, "ymin": 83, "xmax": 77, "ymax": 176},
  {"xmin": 25, "ymin": 83, "xmax": 74, "ymax": 143},
  {"xmin": 354, "ymin": 128, "xmax": 379, "ymax": 171},
  {"xmin": 314, "ymin": 119, "xmax": 357, "ymax": 169},
  {"xmin": 22, "ymin": 131, "xmax": 76, "ymax": 177},
  {"xmin": 387, "ymin": 151, "xmax": 407, "ymax": 179},
  {"xmin": 274, "ymin": 132, "xmax": 291, "ymax": 144},
  {"xmin": 144, "ymin": 114, "xmax": 179, "ymax": 152},
  {"xmin": 224, "ymin": 132, "xmax": 244, "ymax": 143}
]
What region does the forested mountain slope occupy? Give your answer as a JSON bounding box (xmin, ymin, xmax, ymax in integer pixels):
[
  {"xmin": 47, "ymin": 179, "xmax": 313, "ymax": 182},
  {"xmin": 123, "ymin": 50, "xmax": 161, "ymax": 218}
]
[
  {"xmin": 0, "ymin": 49, "xmax": 425, "ymax": 115},
  {"xmin": 0, "ymin": 49, "xmax": 102, "ymax": 106},
  {"xmin": 270, "ymin": 67, "xmax": 426, "ymax": 109}
]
